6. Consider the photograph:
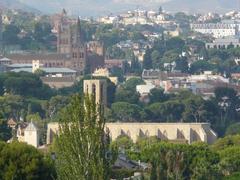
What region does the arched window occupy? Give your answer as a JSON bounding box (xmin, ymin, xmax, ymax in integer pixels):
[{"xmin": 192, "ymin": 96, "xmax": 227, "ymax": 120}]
[
  {"xmin": 145, "ymin": 130, "xmax": 150, "ymax": 137},
  {"xmin": 92, "ymin": 84, "xmax": 96, "ymax": 100},
  {"xmin": 100, "ymin": 84, "xmax": 104, "ymax": 104}
]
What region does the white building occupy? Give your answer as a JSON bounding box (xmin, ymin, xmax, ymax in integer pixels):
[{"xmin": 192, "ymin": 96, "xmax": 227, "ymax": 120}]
[
  {"xmin": 191, "ymin": 23, "xmax": 238, "ymax": 38},
  {"xmin": 136, "ymin": 83, "xmax": 156, "ymax": 96},
  {"xmin": 24, "ymin": 122, "xmax": 40, "ymax": 148},
  {"xmin": 206, "ymin": 36, "xmax": 240, "ymax": 49}
]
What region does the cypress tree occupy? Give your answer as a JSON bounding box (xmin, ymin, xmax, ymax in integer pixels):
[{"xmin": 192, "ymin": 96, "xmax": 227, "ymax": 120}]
[{"xmin": 143, "ymin": 47, "xmax": 152, "ymax": 70}]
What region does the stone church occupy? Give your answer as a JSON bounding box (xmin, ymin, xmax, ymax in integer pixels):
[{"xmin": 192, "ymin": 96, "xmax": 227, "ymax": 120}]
[
  {"xmin": 47, "ymin": 79, "xmax": 218, "ymax": 145},
  {"xmin": 4, "ymin": 10, "xmax": 105, "ymax": 74},
  {"xmin": 56, "ymin": 10, "xmax": 105, "ymax": 73}
]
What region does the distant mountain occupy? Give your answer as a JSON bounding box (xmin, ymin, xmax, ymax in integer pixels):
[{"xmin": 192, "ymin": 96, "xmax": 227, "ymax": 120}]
[
  {"xmin": 0, "ymin": 0, "xmax": 39, "ymax": 13},
  {"xmin": 162, "ymin": 0, "xmax": 239, "ymax": 13},
  {"xmin": 10, "ymin": 0, "xmax": 240, "ymax": 16}
]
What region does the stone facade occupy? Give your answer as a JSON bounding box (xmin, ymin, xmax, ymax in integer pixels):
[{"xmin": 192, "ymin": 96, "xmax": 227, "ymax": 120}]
[
  {"xmin": 83, "ymin": 79, "xmax": 107, "ymax": 106},
  {"xmin": 56, "ymin": 11, "xmax": 105, "ymax": 73},
  {"xmin": 47, "ymin": 122, "xmax": 217, "ymax": 145},
  {"xmin": 24, "ymin": 122, "xmax": 39, "ymax": 148},
  {"xmin": 5, "ymin": 10, "xmax": 104, "ymax": 74}
]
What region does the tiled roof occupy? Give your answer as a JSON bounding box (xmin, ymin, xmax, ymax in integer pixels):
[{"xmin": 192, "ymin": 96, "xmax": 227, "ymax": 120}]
[{"xmin": 25, "ymin": 122, "xmax": 38, "ymax": 131}]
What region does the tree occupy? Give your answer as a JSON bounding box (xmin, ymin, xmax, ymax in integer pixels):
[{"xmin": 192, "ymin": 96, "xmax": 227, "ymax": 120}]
[
  {"xmin": 211, "ymin": 135, "xmax": 240, "ymax": 152},
  {"xmin": 151, "ymin": 50, "xmax": 161, "ymax": 68},
  {"xmin": 0, "ymin": 141, "xmax": 56, "ymax": 180},
  {"xmin": 175, "ymin": 57, "xmax": 189, "ymax": 73},
  {"xmin": 0, "ymin": 114, "xmax": 11, "ymax": 141},
  {"xmin": 111, "ymin": 102, "xmax": 144, "ymax": 121},
  {"xmin": 219, "ymin": 146, "xmax": 240, "ymax": 176},
  {"xmin": 2, "ymin": 24, "xmax": 20, "ymax": 45},
  {"xmin": 190, "ymin": 60, "xmax": 216, "ymax": 74},
  {"xmin": 130, "ymin": 56, "xmax": 142, "ymax": 75},
  {"xmin": 142, "ymin": 142, "xmax": 220, "ymax": 180},
  {"xmin": 146, "ymin": 100, "xmax": 184, "ymax": 122},
  {"xmin": 0, "ymin": 95, "xmax": 25, "ymax": 120},
  {"xmin": 110, "ymin": 67, "xmax": 125, "ymax": 82},
  {"xmin": 143, "ymin": 47, "xmax": 152, "ymax": 70},
  {"xmin": 124, "ymin": 78, "xmax": 145, "ymax": 91},
  {"xmin": 225, "ymin": 123, "xmax": 240, "ymax": 136},
  {"xmin": 115, "ymin": 87, "xmax": 140, "ymax": 104},
  {"xmin": 111, "ymin": 135, "xmax": 134, "ymax": 150},
  {"xmin": 149, "ymin": 88, "xmax": 169, "ymax": 104},
  {"xmin": 106, "ymin": 46, "xmax": 125, "ymax": 59},
  {"xmin": 45, "ymin": 95, "xmax": 70, "ymax": 120},
  {"xmin": 166, "ymin": 37, "xmax": 185, "ymax": 52},
  {"xmin": 55, "ymin": 94, "xmax": 110, "ymax": 180},
  {"xmin": 182, "ymin": 96, "xmax": 207, "ymax": 122}
]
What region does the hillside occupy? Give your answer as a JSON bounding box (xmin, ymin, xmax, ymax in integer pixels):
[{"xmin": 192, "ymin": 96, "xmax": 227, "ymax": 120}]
[{"xmin": 0, "ymin": 0, "xmax": 39, "ymax": 13}]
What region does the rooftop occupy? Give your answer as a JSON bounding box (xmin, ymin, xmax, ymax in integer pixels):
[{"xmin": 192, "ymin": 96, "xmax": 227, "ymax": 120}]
[
  {"xmin": 25, "ymin": 122, "xmax": 38, "ymax": 131},
  {"xmin": 11, "ymin": 67, "xmax": 77, "ymax": 74}
]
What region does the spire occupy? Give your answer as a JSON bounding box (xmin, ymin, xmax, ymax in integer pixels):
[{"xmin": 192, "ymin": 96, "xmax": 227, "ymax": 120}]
[{"xmin": 62, "ymin": 8, "xmax": 67, "ymax": 16}]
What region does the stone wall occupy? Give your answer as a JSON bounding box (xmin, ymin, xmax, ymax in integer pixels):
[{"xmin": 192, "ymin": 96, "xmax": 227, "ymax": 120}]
[{"xmin": 47, "ymin": 122, "xmax": 217, "ymax": 145}]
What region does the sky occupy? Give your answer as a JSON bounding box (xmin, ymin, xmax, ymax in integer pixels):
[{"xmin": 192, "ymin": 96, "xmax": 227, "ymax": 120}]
[
  {"xmin": 18, "ymin": 0, "xmax": 170, "ymax": 16},
  {"xmin": 17, "ymin": 0, "xmax": 240, "ymax": 17}
]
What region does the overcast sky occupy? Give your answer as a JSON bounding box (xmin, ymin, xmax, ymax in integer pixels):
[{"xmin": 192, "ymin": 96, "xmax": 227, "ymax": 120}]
[{"xmin": 18, "ymin": 0, "xmax": 239, "ymax": 17}]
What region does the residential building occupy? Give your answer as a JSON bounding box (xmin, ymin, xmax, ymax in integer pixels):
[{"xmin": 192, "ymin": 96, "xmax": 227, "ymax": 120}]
[
  {"xmin": 191, "ymin": 23, "xmax": 238, "ymax": 38},
  {"xmin": 206, "ymin": 36, "xmax": 240, "ymax": 49}
]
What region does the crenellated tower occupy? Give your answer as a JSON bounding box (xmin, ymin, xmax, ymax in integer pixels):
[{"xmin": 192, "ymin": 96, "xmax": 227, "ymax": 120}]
[
  {"xmin": 57, "ymin": 9, "xmax": 72, "ymax": 54},
  {"xmin": 71, "ymin": 17, "xmax": 87, "ymax": 73}
]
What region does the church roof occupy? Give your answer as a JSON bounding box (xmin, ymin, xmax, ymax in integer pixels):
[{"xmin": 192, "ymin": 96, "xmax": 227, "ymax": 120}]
[
  {"xmin": 7, "ymin": 118, "xmax": 17, "ymax": 126},
  {"xmin": 6, "ymin": 53, "xmax": 71, "ymax": 61},
  {"xmin": 25, "ymin": 122, "xmax": 38, "ymax": 131},
  {"xmin": 11, "ymin": 67, "xmax": 77, "ymax": 74}
]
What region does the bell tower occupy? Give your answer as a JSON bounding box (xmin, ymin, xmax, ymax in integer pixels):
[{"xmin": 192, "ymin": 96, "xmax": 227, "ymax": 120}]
[
  {"xmin": 83, "ymin": 79, "xmax": 107, "ymax": 106},
  {"xmin": 57, "ymin": 9, "xmax": 72, "ymax": 54}
]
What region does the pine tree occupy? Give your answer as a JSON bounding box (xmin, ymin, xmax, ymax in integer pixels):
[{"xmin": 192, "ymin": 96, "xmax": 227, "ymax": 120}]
[
  {"xmin": 55, "ymin": 94, "xmax": 110, "ymax": 180},
  {"xmin": 143, "ymin": 47, "xmax": 152, "ymax": 70}
]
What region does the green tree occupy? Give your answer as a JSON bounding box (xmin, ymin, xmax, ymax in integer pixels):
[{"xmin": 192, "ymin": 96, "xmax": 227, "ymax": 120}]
[
  {"xmin": 143, "ymin": 47, "xmax": 152, "ymax": 70},
  {"xmin": 124, "ymin": 78, "xmax": 145, "ymax": 91},
  {"xmin": 146, "ymin": 100, "xmax": 184, "ymax": 122},
  {"xmin": 55, "ymin": 94, "xmax": 110, "ymax": 180},
  {"xmin": 182, "ymin": 96, "xmax": 207, "ymax": 122},
  {"xmin": 175, "ymin": 57, "xmax": 189, "ymax": 73},
  {"xmin": 151, "ymin": 50, "xmax": 161, "ymax": 68},
  {"xmin": 45, "ymin": 95, "xmax": 70, "ymax": 120},
  {"xmin": 2, "ymin": 24, "xmax": 20, "ymax": 45},
  {"xmin": 0, "ymin": 114, "xmax": 11, "ymax": 141},
  {"xmin": 106, "ymin": 46, "xmax": 126, "ymax": 59},
  {"xmin": 149, "ymin": 88, "xmax": 169, "ymax": 104},
  {"xmin": 219, "ymin": 146, "xmax": 240, "ymax": 176},
  {"xmin": 111, "ymin": 102, "xmax": 144, "ymax": 121},
  {"xmin": 115, "ymin": 87, "xmax": 140, "ymax": 104},
  {"xmin": 225, "ymin": 123, "xmax": 240, "ymax": 136},
  {"xmin": 190, "ymin": 60, "xmax": 216, "ymax": 74},
  {"xmin": 111, "ymin": 135, "xmax": 134, "ymax": 150},
  {"xmin": 166, "ymin": 37, "xmax": 185, "ymax": 52},
  {"xmin": 0, "ymin": 141, "xmax": 56, "ymax": 180}
]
